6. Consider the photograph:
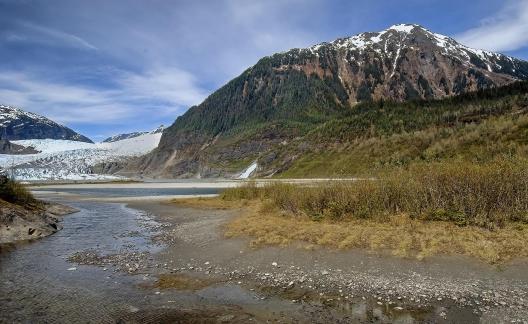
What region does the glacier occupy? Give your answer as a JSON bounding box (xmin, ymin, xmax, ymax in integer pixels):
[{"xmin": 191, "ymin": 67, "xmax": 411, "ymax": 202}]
[{"xmin": 0, "ymin": 131, "xmax": 162, "ymax": 181}]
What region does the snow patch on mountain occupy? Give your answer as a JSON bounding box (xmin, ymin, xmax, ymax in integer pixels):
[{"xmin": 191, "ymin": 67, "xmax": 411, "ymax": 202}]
[
  {"xmin": 102, "ymin": 125, "xmax": 164, "ymax": 143},
  {"xmin": 306, "ymin": 23, "xmax": 525, "ymax": 79},
  {"xmin": 0, "ymin": 105, "xmax": 52, "ymax": 127},
  {"xmin": 239, "ymin": 162, "xmax": 258, "ymax": 179}
]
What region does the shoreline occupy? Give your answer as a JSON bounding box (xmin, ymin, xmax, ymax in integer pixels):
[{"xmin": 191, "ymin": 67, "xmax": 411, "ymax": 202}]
[
  {"xmin": 0, "ymin": 200, "xmax": 78, "ymax": 244},
  {"xmin": 6, "ymin": 188, "xmax": 526, "ymax": 322},
  {"xmin": 124, "ymin": 198, "xmax": 528, "ymax": 322}
]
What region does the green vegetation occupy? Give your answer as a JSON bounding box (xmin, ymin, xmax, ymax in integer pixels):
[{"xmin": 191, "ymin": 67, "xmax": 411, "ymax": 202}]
[
  {"xmin": 277, "ymin": 81, "xmax": 528, "ymax": 177},
  {"xmin": 174, "ymin": 82, "xmax": 528, "ymax": 263},
  {"xmin": 0, "ymin": 175, "xmax": 39, "ymax": 207},
  {"xmin": 164, "ymin": 75, "xmax": 528, "ymax": 178}
]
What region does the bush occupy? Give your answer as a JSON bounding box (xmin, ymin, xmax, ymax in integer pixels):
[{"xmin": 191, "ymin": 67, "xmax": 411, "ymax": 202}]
[
  {"xmin": 222, "ymin": 159, "xmax": 528, "ymax": 229},
  {"xmin": 0, "ymin": 175, "xmax": 38, "ymax": 207}
]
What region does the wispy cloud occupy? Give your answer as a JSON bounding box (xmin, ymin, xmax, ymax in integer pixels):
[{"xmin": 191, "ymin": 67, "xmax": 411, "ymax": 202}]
[
  {"xmin": 456, "ymin": 0, "xmax": 528, "ymax": 52},
  {"xmin": 118, "ymin": 67, "xmax": 208, "ymax": 108},
  {"xmin": 7, "ymin": 20, "xmax": 98, "ymax": 50},
  {"xmin": 0, "ymin": 68, "xmax": 207, "ymax": 125}
]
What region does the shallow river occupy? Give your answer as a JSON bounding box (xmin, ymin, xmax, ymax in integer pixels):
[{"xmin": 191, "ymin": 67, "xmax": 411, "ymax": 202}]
[
  {"xmin": 34, "ymin": 186, "xmax": 222, "ymax": 197},
  {"xmin": 0, "ymin": 199, "xmax": 167, "ymax": 322},
  {"xmin": 0, "ymin": 186, "xmax": 516, "ymax": 323}
]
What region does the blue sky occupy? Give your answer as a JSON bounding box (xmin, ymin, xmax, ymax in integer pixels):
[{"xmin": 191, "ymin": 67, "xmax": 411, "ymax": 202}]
[{"xmin": 1, "ymin": 0, "xmax": 528, "ymax": 141}]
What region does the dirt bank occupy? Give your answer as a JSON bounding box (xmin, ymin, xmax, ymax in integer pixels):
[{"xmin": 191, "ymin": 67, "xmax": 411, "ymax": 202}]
[{"xmin": 0, "ymin": 200, "xmax": 78, "ymax": 243}]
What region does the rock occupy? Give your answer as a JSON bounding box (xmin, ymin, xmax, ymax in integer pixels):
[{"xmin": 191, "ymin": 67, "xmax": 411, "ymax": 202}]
[
  {"xmin": 217, "ymin": 314, "xmax": 235, "ymax": 322},
  {"xmin": 272, "ymin": 262, "xmax": 278, "ymax": 267}
]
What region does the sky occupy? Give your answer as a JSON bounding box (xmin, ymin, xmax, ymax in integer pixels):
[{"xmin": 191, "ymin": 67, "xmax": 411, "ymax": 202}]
[{"xmin": 1, "ymin": 0, "xmax": 528, "ymax": 141}]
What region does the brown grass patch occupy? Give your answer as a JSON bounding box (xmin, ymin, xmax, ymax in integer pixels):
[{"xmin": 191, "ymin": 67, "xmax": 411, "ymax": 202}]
[
  {"xmin": 225, "ymin": 204, "xmax": 528, "ymax": 264},
  {"xmin": 168, "ymin": 197, "xmax": 248, "ymax": 210},
  {"xmin": 222, "ymin": 159, "xmax": 528, "ymax": 230}
]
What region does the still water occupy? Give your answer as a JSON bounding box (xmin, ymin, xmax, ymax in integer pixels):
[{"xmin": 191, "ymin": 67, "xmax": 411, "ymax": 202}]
[{"xmin": 34, "ymin": 186, "xmax": 222, "ymax": 197}]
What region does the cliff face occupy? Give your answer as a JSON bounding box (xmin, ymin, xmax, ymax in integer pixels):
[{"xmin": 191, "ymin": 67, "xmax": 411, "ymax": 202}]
[
  {"xmin": 127, "ymin": 24, "xmax": 528, "ymax": 178},
  {"xmin": 0, "ymin": 139, "xmax": 38, "ymax": 155}
]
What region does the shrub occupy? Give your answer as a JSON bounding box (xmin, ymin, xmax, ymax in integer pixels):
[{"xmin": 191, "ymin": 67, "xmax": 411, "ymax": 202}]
[
  {"xmin": 0, "ymin": 175, "xmax": 38, "ymax": 207},
  {"xmin": 222, "ymin": 158, "xmax": 528, "ymax": 229}
]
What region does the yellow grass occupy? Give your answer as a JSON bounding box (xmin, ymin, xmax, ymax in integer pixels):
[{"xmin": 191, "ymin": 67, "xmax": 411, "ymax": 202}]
[
  {"xmin": 224, "ymin": 203, "xmax": 528, "ymax": 264},
  {"xmin": 168, "ymin": 197, "xmax": 248, "ymax": 209},
  {"xmin": 172, "ymin": 160, "xmax": 528, "ymax": 264}
]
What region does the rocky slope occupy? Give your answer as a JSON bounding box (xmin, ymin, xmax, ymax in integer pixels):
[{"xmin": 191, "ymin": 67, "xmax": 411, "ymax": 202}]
[
  {"xmin": 128, "ymin": 24, "xmax": 528, "ymax": 178},
  {"xmin": 0, "ymin": 105, "xmax": 92, "ymax": 143},
  {"xmin": 0, "ymin": 139, "xmax": 38, "ymax": 155}
]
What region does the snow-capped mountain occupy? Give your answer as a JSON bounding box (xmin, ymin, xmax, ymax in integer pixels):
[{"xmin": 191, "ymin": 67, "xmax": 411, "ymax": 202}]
[
  {"xmin": 281, "ymin": 23, "xmax": 528, "ymax": 103},
  {"xmin": 102, "ymin": 125, "xmax": 164, "ymax": 143},
  {"xmin": 0, "ymin": 127, "xmax": 163, "ymax": 181},
  {"xmin": 0, "ymin": 105, "xmax": 92, "ymax": 143},
  {"xmin": 134, "ymin": 23, "xmax": 528, "ymax": 178}
]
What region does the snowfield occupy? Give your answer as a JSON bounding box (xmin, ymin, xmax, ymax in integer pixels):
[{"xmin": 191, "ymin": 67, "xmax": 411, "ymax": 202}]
[{"xmin": 0, "ymin": 131, "xmax": 162, "ymax": 181}]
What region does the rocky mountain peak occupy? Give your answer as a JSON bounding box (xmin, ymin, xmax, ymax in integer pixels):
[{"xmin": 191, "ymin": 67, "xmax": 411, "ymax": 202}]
[{"xmin": 0, "ymin": 105, "xmax": 92, "ymax": 143}]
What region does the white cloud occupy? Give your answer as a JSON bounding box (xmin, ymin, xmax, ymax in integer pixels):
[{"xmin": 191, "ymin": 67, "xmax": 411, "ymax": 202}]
[
  {"xmin": 0, "ymin": 0, "xmax": 325, "ymax": 138},
  {"xmin": 11, "ymin": 21, "xmax": 98, "ymax": 50},
  {"xmin": 456, "ymin": 0, "xmax": 528, "ymax": 52},
  {"xmin": 0, "ymin": 68, "xmax": 207, "ymax": 124},
  {"xmin": 118, "ymin": 68, "xmax": 208, "ymax": 108}
]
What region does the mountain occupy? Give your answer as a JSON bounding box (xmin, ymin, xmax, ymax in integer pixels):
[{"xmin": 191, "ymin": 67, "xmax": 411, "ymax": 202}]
[
  {"xmin": 102, "ymin": 125, "xmax": 164, "ymax": 143},
  {"xmin": 0, "ymin": 105, "xmax": 92, "ymax": 143},
  {"xmin": 127, "ymin": 24, "xmax": 528, "ymax": 178}
]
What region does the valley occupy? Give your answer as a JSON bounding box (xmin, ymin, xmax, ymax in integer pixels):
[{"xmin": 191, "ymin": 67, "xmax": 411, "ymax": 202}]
[{"xmin": 1, "ymin": 15, "xmax": 528, "ymax": 323}]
